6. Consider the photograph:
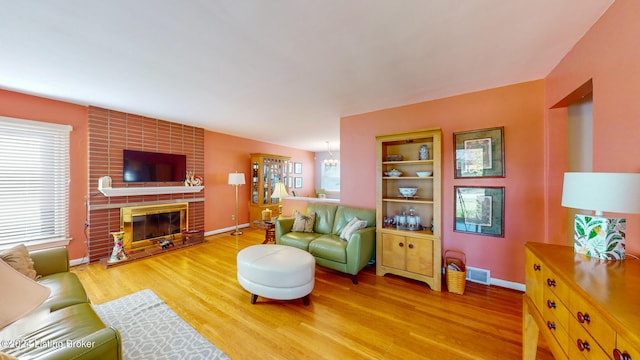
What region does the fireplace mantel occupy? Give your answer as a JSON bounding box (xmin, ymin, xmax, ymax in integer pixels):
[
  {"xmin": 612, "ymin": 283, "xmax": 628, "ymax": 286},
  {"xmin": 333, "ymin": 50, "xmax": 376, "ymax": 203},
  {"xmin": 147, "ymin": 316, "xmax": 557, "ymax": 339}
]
[{"xmin": 98, "ymin": 186, "xmax": 204, "ymax": 197}]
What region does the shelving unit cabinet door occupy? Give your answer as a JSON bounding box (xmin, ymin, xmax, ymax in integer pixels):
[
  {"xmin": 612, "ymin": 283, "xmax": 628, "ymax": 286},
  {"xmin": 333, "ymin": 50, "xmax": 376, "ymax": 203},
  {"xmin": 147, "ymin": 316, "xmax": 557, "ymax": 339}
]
[
  {"xmin": 406, "ymin": 236, "xmax": 433, "ymax": 276},
  {"xmin": 381, "ymin": 233, "xmax": 406, "ymax": 270}
]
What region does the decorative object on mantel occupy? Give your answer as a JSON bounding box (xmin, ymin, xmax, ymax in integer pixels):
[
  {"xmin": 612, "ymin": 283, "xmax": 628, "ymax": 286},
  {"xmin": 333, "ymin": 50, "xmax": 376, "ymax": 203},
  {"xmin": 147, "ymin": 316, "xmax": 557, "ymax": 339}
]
[
  {"xmin": 561, "ymin": 172, "xmax": 640, "ymax": 260},
  {"xmin": 184, "ymin": 171, "xmax": 203, "ymax": 186},
  {"xmin": 98, "ymin": 176, "xmax": 112, "ymax": 189},
  {"xmin": 108, "ymin": 231, "xmax": 127, "ymax": 263},
  {"xmin": 229, "ymin": 172, "xmax": 246, "ymax": 236}
]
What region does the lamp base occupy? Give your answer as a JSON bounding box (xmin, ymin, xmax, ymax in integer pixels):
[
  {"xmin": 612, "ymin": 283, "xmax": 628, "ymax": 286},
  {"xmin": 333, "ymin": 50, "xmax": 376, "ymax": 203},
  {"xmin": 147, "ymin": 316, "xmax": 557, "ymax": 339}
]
[
  {"xmin": 231, "ymin": 230, "xmax": 243, "ymax": 236},
  {"xmin": 574, "ymin": 214, "xmax": 626, "ymax": 260}
]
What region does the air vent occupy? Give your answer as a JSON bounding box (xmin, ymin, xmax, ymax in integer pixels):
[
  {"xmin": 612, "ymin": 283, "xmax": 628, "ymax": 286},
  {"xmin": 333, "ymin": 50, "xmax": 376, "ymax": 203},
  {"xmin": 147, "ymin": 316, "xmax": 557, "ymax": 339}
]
[{"xmin": 466, "ymin": 266, "xmax": 491, "ymax": 285}]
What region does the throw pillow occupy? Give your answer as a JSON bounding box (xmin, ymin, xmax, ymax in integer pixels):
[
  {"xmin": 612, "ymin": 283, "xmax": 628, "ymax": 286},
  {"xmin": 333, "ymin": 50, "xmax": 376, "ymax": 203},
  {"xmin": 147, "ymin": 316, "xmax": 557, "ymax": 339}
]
[
  {"xmin": 340, "ymin": 219, "xmax": 368, "ymax": 241},
  {"xmin": 291, "ymin": 210, "xmax": 316, "ymax": 233},
  {"xmin": 0, "ymin": 244, "xmax": 37, "ymax": 280},
  {"xmin": 339, "ymin": 217, "xmax": 360, "ymax": 239}
]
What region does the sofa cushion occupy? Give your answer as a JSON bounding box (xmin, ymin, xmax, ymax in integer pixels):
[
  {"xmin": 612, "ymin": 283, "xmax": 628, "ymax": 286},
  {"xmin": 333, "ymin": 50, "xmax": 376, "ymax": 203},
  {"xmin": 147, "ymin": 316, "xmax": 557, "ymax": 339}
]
[
  {"xmin": 332, "ymin": 206, "xmax": 376, "ymax": 235},
  {"xmin": 37, "ymin": 272, "xmax": 90, "ymax": 311},
  {"xmin": 340, "ymin": 219, "xmax": 368, "ymax": 241},
  {"xmin": 307, "ymin": 203, "xmax": 338, "ymax": 234},
  {"xmin": 291, "ymin": 210, "xmax": 316, "ymax": 233},
  {"xmin": 0, "ymin": 303, "xmax": 109, "ymax": 359},
  {"xmin": 0, "ymin": 245, "xmax": 37, "ymax": 280},
  {"xmin": 308, "ymin": 235, "xmax": 347, "ymax": 263},
  {"xmin": 278, "ymin": 232, "xmax": 322, "ymax": 251}
]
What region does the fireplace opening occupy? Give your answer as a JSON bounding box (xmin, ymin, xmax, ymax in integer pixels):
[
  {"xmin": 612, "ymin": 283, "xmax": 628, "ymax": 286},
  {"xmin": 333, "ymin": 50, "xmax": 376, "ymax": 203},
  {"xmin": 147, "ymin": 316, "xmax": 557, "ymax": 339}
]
[{"xmin": 121, "ymin": 203, "xmax": 188, "ymax": 252}]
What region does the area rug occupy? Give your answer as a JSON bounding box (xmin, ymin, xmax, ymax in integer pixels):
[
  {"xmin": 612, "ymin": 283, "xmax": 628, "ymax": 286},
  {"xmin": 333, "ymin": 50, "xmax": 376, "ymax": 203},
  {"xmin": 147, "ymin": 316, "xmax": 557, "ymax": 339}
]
[{"xmin": 93, "ymin": 289, "xmax": 230, "ymax": 360}]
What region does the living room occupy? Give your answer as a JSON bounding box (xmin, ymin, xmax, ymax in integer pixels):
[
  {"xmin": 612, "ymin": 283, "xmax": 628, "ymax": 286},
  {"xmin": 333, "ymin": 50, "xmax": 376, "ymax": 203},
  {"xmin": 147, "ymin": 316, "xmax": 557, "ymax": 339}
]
[{"xmin": 2, "ymin": 0, "xmax": 639, "ymax": 359}]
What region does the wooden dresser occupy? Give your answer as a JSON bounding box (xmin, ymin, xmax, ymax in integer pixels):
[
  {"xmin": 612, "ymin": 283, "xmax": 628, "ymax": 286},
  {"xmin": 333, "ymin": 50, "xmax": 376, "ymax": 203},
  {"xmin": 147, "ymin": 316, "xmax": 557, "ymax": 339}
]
[{"xmin": 524, "ymin": 242, "xmax": 640, "ymax": 359}]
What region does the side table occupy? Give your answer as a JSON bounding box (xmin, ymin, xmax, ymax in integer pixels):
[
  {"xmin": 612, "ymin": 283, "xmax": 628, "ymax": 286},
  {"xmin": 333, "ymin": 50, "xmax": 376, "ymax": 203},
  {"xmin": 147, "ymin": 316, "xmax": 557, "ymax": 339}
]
[{"xmin": 262, "ymin": 222, "xmax": 275, "ymax": 244}]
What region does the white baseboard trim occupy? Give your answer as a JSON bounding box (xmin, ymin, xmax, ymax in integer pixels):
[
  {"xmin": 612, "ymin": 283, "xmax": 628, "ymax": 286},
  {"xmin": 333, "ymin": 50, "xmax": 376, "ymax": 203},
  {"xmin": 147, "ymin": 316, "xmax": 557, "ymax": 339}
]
[
  {"xmin": 70, "ymin": 257, "xmax": 89, "ymax": 267},
  {"xmin": 490, "ymin": 278, "xmax": 525, "ymax": 292},
  {"xmin": 205, "ymin": 223, "xmax": 250, "ymax": 237}
]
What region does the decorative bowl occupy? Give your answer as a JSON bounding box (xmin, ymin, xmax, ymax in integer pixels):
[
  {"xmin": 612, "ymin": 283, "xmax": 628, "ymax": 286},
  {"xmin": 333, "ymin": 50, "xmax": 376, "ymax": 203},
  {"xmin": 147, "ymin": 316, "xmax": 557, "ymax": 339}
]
[
  {"xmin": 385, "ymin": 169, "xmax": 402, "ymax": 177},
  {"xmin": 385, "ymin": 154, "xmax": 403, "ymax": 161},
  {"xmin": 416, "ymin": 171, "xmax": 432, "ymax": 177},
  {"xmin": 398, "ymin": 187, "xmax": 418, "ymax": 198}
]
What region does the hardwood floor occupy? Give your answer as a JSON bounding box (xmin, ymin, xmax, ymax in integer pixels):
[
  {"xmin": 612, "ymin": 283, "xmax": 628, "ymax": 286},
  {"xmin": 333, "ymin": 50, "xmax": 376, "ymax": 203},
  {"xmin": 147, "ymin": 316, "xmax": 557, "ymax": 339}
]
[{"xmin": 73, "ymin": 229, "xmax": 553, "ymax": 359}]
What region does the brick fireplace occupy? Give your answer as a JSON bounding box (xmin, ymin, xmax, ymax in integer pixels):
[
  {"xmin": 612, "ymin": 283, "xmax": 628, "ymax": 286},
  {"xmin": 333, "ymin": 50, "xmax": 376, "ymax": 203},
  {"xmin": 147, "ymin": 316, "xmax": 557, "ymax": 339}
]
[
  {"xmin": 87, "ymin": 106, "xmax": 205, "ymax": 262},
  {"xmin": 121, "ymin": 203, "xmax": 188, "ymax": 252}
]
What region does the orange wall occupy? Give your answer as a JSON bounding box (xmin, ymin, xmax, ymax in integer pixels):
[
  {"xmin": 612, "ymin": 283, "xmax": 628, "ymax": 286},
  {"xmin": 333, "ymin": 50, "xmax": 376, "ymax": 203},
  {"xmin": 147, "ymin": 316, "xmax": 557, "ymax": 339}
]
[
  {"xmin": 203, "ymin": 131, "xmax": 315, "ymax": 231},
  {"xmin": 544, "ymin": 0, "xmax": 640, "ymax": 254},
  {"xmin": 341, "ymin": 80, "xmax": 545, "ymax": 283},
  {"xmin": 0, "ymin": 89, "xmax": 88, "ymax": 260}
]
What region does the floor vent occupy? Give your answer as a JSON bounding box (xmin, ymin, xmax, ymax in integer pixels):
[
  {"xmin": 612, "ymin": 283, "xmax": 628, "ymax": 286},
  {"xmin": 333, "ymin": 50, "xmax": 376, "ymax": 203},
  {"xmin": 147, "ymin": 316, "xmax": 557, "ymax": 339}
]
[{"xmin": 466, "ymin": 266, "xmax": 491, "ymax": 285}]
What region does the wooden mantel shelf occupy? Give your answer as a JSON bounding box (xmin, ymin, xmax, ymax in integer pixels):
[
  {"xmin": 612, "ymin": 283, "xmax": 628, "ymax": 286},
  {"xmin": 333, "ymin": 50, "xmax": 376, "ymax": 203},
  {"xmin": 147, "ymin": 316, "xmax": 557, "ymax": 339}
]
[{"xmin": 98, "ymin": 186, "xmax": 204, "ymax": 197}]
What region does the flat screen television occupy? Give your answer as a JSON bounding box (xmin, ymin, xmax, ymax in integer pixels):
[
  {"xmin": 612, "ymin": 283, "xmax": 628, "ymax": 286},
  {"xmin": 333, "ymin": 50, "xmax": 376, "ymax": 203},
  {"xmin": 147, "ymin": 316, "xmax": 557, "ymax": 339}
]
[{"xmin": 123, "ymin": 150, "xmax": 186, "ymax": 183}]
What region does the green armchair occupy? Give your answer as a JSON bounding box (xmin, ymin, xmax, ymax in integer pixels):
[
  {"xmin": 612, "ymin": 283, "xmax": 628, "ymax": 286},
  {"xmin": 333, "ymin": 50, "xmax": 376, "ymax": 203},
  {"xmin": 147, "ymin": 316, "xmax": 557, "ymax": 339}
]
[{"xmin": 275, "ymin": 203, "xmax": 376, "ymax": 284}]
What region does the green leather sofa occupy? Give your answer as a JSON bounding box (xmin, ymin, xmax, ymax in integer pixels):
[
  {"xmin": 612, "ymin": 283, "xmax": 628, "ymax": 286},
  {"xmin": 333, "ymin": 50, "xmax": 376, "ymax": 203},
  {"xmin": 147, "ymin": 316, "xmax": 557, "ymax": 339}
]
[
  {"xmin": 1, "ymin": 247, "xmax": 122, "ymax": 359},
  {"xmin": 275, "ymin": 203, "xmax": 376, "ymax": 284}
]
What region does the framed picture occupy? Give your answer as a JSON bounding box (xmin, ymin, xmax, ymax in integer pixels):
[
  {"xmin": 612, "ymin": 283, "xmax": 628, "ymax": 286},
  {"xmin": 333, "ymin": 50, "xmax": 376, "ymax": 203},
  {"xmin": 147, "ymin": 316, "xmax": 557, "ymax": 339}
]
[
  {"xmin": 294, "ymin": 177, "xmax": 302, "ymax": 188},
  {"xmin": 454, "ymin": 127, "xmax": 504, "ymax": 178},
  {"xmin": 294, "ymin": 162, "xmax": 302, "ymax": 174},
  {"xmin": 454, "ymin": 186, "xmax": 504, "ymax": 237}
]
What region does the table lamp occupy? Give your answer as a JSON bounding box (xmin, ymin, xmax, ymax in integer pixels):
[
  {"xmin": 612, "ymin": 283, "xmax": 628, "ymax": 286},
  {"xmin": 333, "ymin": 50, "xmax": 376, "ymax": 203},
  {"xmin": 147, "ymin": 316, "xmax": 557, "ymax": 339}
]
[
  {"xmin": 228, "ymin": 172, "xmax": 246, "ymax": 235},
  {"xmin": 270, "ymin": 182, "xmax": 289, "ymax": 216},
  {"xmin": 561, "ymin": 172, "xmax": 640, "ymax": 259}
]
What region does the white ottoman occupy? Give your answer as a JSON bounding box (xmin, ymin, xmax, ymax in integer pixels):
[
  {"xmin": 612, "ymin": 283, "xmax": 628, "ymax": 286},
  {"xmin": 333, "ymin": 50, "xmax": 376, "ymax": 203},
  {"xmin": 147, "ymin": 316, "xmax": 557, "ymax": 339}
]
[{"xmin": 237, "ymin": 244, "xmax": 315, "ymax": 305}]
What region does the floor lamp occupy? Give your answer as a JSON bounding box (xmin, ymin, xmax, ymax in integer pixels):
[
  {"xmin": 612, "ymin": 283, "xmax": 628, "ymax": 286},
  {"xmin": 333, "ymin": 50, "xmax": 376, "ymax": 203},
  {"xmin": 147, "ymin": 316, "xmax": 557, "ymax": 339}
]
[{"xmin": 228, "ymin": 172, "xmax": 245, "ymax": 235}]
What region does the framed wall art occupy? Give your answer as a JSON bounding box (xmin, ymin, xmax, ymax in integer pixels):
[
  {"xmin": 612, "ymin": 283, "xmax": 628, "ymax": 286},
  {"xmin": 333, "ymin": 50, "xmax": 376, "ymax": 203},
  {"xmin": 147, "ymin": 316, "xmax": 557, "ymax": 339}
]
[
  {"xmin": 294, "ymin": 177, "xmax": 303, "ymax": 188},
  {"xmin": 454, "ymin": 127, "xmax": 504, "ymax": 178},
  {"xmin": 294, "ymin": 162, "xmax": 302, "ymax": 174},
  {"xmin": 454, "ymin": 186, "xmax": 504, "ymax": 237}
]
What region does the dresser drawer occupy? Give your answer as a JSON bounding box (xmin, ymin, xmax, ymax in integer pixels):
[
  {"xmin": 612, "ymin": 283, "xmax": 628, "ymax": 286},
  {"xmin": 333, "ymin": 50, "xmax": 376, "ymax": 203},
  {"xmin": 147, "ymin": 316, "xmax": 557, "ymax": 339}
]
[
  {"xmin": 543, "ymin": 286, "xmax": 570, "ymax": 331},
  {"xmin": 614, "ymin": 333, "xmax": 640, "ymax": 360},
  {"xmin": 543, "ymin": 308, "xmax": 569, "ymax": 357},
  {"xmin": 569, "ymin": 319, "xmax": 610, "ymax": 360},
  {"xmin": 543, "ymin": 268, "xmax": 569, "ymax": 304},
  {"xmin": 569, "ymin": 293, "xmax": 616, "ymax": 352}
]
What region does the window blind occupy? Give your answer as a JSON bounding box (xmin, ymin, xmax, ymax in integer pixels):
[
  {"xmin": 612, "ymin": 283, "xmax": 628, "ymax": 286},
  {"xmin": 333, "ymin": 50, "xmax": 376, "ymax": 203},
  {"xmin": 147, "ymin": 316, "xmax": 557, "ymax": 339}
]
[{"xmin": 0, "ymin": 116, "xmax": 72, "ymax": 247}]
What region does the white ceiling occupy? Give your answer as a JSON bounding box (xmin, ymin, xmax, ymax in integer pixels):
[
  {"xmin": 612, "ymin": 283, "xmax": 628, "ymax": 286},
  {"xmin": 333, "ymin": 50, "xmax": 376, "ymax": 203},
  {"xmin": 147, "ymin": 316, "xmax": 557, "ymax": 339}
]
[{"xmin": 0, "ymin": 1, "xmax": 613, "ymax": 151}]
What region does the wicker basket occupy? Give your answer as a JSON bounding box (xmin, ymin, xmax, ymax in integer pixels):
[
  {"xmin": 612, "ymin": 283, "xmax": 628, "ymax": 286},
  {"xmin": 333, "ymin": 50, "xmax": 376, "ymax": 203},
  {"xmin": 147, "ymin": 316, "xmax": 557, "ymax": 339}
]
[{"xmin": 444, "ymin": 250, "xmax": 467, "ymax": 295}]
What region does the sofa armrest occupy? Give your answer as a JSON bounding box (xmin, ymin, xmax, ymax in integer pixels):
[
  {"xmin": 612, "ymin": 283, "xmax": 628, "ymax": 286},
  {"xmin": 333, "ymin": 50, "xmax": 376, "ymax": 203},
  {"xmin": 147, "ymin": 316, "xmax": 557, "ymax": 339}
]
[
  {"xmin": 344, "ymin": 227, "xmax": 376, "ymax": 275},
  {"xmin": 44, "ymin": 327, "xmax": 122, "ymax": 360},
  {"xmin": 30, "ymin": 247, "xmax": 70, "ymax": 276},
  {"xmin": 275, "ymin": 217, "xmax": 295, "ymax": 244}
]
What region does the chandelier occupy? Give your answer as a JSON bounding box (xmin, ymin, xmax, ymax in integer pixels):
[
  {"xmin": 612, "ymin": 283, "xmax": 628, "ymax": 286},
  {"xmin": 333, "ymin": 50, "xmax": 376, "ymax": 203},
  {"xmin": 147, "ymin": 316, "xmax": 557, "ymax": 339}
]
[{"xmin": 323, "ymin": 141, "xmax": 339, "ymax": 167}]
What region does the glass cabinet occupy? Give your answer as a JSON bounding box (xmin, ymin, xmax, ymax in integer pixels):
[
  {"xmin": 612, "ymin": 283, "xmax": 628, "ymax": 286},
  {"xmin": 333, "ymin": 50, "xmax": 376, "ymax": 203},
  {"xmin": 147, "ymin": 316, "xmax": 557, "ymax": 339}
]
[{"xmin": 249, "ymin": 153, "xmax": 290, "ymax": 226}]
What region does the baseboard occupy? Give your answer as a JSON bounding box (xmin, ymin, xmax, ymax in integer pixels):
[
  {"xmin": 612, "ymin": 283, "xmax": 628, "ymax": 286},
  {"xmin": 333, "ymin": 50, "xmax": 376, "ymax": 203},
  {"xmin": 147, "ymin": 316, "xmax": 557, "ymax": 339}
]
[
  {"xmin": 490, "ymin": 278, "xmax": 525, "ymax": 292},
  {"xmin": 70, "ymin": 257, "xmax": 89, "ymax": 266},
  {"xmin": 205, "ymin": 223, "xmax": 250, "ymax": 236}
]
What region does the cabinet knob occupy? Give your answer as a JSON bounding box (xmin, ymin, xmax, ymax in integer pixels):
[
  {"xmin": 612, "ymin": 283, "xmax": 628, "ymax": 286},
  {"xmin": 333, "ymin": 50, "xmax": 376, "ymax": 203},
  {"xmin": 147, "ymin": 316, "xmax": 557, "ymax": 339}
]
[
  {"xmin": 399, "ymin": 242, "xmax": 404, "ymax": 247},
  {"xmin": 577, "ymin": 311, "xmax": 591, "ymax": 324},
  {"xmin": 613, "ymin": 349, "xmax": 632, "ymax": 360},
  {"xmin": 577, "ymin": 339, "xmax": 591, "ymax": 352},
  {"xmin": 546, "ymin": 300, "xmax": 556, "ymax": 309},
  {"xmin": 546, "ymin": 278, "xmax": 556, "ymax": 287},
  {"xmin": 533, "ymin": 264, "xmax": 541, "ymax": 271},
  {"xmin": 408, "ymin": 243, "xmax": 414, "ymax": 249},
  {"xmin": 547, "ymin": 321, "xmax": 556, "ymax": 330}
]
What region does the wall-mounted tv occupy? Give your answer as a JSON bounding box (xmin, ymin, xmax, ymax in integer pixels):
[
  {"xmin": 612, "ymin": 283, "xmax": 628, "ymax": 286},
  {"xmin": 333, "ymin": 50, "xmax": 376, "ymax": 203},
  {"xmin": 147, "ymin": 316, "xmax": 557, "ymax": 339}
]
[{"xmin": 123, "ymin": 150, "xmax": 186, "ymax": 183}]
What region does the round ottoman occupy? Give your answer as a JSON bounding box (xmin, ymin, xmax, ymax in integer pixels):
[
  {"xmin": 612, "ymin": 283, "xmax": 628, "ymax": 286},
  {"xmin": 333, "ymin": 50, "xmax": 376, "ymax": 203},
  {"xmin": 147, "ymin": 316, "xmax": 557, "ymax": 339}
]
[{"xmin": 237, "ymin": 244, "xmax": 315, "ymax": 305}]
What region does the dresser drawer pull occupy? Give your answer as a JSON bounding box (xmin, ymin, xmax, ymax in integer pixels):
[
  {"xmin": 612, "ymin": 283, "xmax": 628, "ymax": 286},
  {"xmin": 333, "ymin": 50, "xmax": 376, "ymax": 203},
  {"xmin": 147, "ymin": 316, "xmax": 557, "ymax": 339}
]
[
  {"xmin": 408, "ymin": 244, "xmax": 414, "ymax": 249},
  {"xmin": 546, "ymin": 321, "xmax": 556, "ymax": 330},
  {"xmin": 577, "ymin": 311, "xmax": 591, "ymax": 324},
  {"xmin": 533, "ymin": 264, "xmax": 541, "ymax": 271},
  {"xmin": 546, "ymin": 278, "xmax": 556, "ymax": 287},
  {"xmin": 613, "ymin": 349, "xmax": 632, "ymax": 360},
  {"xmin": 399, "ymin": 242, "xmax": 404, "ymax": 247},
  {"xmin": 577, "ymin": 339, "xmax": 591, "ymax": 352},
  {"xmin": 546, "ymin": 300, "xmax": 556, "ymax": 309}
]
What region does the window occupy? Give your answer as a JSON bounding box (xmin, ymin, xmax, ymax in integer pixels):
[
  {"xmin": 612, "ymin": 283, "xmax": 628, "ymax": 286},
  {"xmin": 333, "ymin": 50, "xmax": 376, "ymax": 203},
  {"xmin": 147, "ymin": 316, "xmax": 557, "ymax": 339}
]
[
  {"xmin": 321, "ymin": 162, "xmax": 340, "ymax": 192},
  {"xmin": 0, "ymin": 116, "xmax": 72, "ymax": 248}
]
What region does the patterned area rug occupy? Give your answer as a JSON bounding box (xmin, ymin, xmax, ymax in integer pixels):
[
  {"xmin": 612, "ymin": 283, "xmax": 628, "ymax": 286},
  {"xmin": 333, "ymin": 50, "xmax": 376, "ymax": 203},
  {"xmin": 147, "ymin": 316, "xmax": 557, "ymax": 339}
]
[{"xmin": 93, "ymin": 289, "xmax": 230, "ymax": 360}]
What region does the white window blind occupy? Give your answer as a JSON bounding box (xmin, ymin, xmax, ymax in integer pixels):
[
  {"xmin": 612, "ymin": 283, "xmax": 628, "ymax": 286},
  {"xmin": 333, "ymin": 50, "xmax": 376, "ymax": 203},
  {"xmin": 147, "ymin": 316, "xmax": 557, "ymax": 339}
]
[{"xmin": 0, "ymin": 116, "xmax": 72, "ymax": 247}]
